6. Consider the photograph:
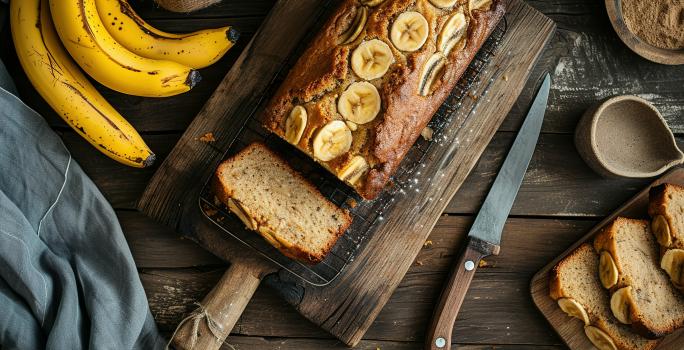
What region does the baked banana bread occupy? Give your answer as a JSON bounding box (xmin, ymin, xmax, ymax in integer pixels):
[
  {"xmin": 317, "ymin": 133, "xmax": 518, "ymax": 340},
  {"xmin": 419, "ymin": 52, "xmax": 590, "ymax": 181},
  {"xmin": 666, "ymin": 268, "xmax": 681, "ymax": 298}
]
[
  {"xmin": 649, "ymin": 183, "xmax": 684, "ymax": 291},
  {"xmin": 549, "ymin": 243, "xmax": 659, "ymax": 350},
  {"xmin": 264, "ymin": 0, "xmax": 506, "ymax": 199},
  {"xmin": 593, "ymin": 217, "xmax": 684, "ymax": 338},
  {"xmin": 213, "ymin": 143, "xmax": 352, "ymax": 264}
]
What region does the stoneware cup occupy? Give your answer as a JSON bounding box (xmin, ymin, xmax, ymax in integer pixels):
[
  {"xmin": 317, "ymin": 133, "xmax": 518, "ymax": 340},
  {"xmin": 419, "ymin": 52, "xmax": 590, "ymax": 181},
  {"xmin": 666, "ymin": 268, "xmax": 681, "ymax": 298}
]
[{"xmin": 575, "ymin": 95, "xmax": 684, "ymax": 178}]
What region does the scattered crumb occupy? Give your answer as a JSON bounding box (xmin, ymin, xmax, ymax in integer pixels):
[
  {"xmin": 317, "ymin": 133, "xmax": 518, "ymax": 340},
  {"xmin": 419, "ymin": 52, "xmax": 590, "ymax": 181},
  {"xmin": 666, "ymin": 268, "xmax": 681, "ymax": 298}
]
[
  {"xmin": 503, "ymin": 74, "xmax": 509, "ymax": 81},
  {"xmin": 198, "ymin": 132, "xmax": 216, "ymax": 143},
  {"xmin": 346, "ymin": 198, "xmax": 358, "ymax": 208},
  {"xmin": 205, "ymin": 207, "xmax": 218, "ymax": 217},
  {"xmin": 421, "ymin": 126, "xmax": 434, "ymax": 141},
  {"xmin": 415, "ymin": 260, "xmax": 424, "ymax": 266},
  {"xmin": 479, "ymin": 259, "xmax": 489, "ymax": 267},
  {"xmin": 467, "ymin": 92, "xmax": 478, "ymax": 100},
  {"xmin": 423, "ymin": 240, "xmax": 433, "ymax": 248}
]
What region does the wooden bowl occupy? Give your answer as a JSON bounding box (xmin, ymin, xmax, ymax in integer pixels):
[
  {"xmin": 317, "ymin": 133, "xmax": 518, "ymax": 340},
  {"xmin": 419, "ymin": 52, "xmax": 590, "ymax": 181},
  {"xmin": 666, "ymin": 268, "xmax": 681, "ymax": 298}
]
[
  {"xmin": 605, "ymin": 0, "xmax": 684, "ymax": 65},
  {"xmin": 575, "ymin": 95, "xmax": 684, "ymax": 178}
]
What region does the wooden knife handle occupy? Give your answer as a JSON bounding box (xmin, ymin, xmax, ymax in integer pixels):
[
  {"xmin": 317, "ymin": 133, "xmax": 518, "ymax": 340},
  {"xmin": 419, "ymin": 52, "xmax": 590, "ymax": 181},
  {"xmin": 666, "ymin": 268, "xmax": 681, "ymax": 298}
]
[
  {"xmin": 425, "ymin": 237, "xmax": 500, "ymax": 350},
  {"xmin": 170, "ymin": 262, "xmax": 263, "ymax": 350}
]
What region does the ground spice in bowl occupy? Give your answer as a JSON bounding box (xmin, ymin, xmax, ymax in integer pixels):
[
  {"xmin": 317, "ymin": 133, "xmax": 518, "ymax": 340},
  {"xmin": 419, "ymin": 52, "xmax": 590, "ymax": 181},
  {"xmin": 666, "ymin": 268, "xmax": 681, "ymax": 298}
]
[{"xmin": 621, "ymin": 0, "xmax": 684, "ymax": 50}]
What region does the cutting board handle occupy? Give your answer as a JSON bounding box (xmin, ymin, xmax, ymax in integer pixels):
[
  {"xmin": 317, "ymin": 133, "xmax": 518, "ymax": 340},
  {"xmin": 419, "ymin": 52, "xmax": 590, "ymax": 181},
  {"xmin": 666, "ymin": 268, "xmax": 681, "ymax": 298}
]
[{"xmin": 170, "ymin": 261, "xmax": 263, "ymax": 350}]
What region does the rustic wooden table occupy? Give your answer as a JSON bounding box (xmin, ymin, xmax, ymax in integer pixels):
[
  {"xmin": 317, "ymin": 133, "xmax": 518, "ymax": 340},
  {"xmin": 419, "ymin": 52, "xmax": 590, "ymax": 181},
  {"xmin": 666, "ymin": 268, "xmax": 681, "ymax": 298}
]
[{"xmin": 2, "ymin": 0, "xmax": 683, "ymax": 349}]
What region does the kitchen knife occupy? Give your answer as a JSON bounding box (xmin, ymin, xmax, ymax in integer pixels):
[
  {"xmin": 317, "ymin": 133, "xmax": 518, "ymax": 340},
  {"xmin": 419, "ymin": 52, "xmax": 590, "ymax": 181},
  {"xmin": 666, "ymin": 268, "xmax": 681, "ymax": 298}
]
[{"xmin": 425, "ymin": 73, "xmax": 551, "ymax": 350}]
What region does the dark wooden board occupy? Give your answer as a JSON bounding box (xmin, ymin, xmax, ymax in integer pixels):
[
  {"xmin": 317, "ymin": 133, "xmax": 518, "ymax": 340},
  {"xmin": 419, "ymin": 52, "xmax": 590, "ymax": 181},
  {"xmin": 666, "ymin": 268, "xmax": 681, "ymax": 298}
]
[
  {"xmin": 136, "ymin": 0, "xmax": 555, "ymax": 345},
  {"xmin": 531, "ymin": 168, "xmax": 684, "ymax": 349}
]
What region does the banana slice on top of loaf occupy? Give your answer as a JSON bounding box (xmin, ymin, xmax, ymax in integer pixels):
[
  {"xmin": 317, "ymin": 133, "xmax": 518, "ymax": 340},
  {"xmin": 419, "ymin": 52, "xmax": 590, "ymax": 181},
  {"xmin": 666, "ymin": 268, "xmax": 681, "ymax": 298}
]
[
  {"xmin": 593, "ymin": 217, "xmax": 684, "ymax": 339},
  {"xmin": 550, "ymin": 243, "xmax": 659, "ymax": 350}
]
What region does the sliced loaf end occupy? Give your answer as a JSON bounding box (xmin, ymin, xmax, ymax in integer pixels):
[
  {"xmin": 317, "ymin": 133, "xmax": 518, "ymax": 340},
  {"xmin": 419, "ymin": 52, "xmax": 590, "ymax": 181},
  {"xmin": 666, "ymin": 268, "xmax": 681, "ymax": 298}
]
[{"xmin": 213, "ymin": 142, "xmax": 352, "ymax": 264}]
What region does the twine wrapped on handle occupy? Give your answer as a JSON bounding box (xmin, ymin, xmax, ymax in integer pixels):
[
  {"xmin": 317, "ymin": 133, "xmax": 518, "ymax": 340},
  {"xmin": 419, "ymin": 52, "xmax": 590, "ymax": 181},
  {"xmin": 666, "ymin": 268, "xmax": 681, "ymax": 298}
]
[
  {"xmin": 155, "ymin": 0, "xmax": 220, "ymax": 13},
  {"xmin": 166, "ymin": 302, "xmax": 226, "ymax": 349}
]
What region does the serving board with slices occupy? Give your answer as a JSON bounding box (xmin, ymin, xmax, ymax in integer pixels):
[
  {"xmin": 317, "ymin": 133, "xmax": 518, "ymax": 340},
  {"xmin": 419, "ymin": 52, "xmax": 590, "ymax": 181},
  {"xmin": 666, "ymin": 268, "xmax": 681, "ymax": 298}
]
[
  {"xmin": 138, "ymin": 0, "xmax": 555, "ymax": 346},
  {"xmin": 531, "ymin": 167, "xmax": 684, "ymax": 350}
]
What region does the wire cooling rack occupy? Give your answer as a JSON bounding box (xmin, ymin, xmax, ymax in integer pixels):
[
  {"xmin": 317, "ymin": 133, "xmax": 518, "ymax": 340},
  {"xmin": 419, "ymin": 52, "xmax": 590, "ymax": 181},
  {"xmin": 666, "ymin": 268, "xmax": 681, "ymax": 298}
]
[{"xmin": 199, "ymin": 8, "xmax": 508, "ymax": 286}]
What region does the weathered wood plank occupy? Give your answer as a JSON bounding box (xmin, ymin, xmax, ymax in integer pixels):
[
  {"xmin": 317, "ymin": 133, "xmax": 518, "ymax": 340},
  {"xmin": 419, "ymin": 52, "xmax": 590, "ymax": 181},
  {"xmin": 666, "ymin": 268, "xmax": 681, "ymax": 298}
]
[
  {"xmin": 499, "ymin": 2, "xmax": 684, "ymax": 134},
  {"xmin": 140, "ymin": 217, "xmax": 589, "ymax": 344},
  {"xmin": 447, "ymin": 133, "xmax": 684, "ymax": 216},
  {"xmin": 119, "ymin": 211, "xmax": 222, "ymax": 268},
  {"xmin": 220, "ymin": 335, "xmax": 565, "ymax": 350},
  {"xmin": 124, "ymin": 212, "xmax": 593, "ymax": 271}
]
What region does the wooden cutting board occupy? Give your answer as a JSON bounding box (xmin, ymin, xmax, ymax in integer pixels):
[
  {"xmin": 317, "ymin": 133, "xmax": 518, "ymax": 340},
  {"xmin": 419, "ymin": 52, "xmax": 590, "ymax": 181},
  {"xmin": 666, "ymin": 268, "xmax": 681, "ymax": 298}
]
[
  {"xmin": 531, "ymin": 168, "xmax": 684, "ymax": 349},
  {"xmin": 138, "ymin": 0, "xmax": 555, "ymax": 346}
]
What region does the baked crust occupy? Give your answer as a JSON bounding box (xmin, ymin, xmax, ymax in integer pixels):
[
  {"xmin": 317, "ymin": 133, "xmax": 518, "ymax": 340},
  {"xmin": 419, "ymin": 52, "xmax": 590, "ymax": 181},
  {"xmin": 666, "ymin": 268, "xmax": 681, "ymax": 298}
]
[
  {"xmin": 264, "ymin": 0, "xmax": 506, "ymax": 199},
  {"xmin": 212, "ymin": 143, "xmax": 352, "ymax": 264}
]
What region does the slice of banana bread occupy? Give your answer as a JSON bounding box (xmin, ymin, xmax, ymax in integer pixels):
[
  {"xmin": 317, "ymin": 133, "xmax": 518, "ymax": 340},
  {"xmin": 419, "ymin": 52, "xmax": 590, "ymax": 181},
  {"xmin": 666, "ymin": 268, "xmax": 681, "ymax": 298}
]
[
  {"xmin": 549, "ymin": 243, "xmax": 659, "ymax": 350},
  {"xmin": 213, "ymin": 142, "xmax": 352, "ymax": 264},
  {"xmin": 593, "ymin": 217, "xmax": 684, "ymax": 338},
  {"xmin": 649, "ymin": 183, "xmax": 684, "ymax": 291}
]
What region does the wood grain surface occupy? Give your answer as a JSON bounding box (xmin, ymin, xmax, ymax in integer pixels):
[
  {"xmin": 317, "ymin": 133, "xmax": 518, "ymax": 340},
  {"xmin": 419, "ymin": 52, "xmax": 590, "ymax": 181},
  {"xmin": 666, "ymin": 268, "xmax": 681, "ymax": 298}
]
[
  {"xmin": 1, "ymin": 0, "xmax": 684, "ymax": 348},
  {"xmin": 531, "ymin": 169, "xmax": 684, "ymax": 349}
]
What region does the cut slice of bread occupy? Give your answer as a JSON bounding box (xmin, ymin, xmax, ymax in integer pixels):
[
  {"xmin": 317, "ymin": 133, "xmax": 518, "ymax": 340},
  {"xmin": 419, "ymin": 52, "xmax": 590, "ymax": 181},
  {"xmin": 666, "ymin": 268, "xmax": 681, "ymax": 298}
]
[
  {"xmin": 213, "ymin": 142, "xmax": 352, "ymax": 264},
  {"xmin": 549, "ymin": 243, "xmax": 660, "ymax": 350},
  {"xmin": 593, "ymin": 217, "xmax": 684, "ymax": 338},
  {"xmin": 649, "ymin": 183, "xmax": 684, "ymax": 291}
]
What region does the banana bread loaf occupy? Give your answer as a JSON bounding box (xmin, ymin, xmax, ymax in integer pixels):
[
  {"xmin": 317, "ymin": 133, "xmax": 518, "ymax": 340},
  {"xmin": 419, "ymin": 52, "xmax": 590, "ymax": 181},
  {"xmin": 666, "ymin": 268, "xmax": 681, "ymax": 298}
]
[{"xmin": 263, "ymin": 0, "xmax": 506, "ymax": 199}]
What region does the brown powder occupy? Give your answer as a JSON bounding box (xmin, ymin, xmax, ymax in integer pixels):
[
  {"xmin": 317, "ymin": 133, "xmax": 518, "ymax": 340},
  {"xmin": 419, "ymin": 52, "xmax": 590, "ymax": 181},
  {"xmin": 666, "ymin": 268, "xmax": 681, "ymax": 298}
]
[{"xmin": 621, "ymin": 0, "xmax": 684, "ymax": 50}]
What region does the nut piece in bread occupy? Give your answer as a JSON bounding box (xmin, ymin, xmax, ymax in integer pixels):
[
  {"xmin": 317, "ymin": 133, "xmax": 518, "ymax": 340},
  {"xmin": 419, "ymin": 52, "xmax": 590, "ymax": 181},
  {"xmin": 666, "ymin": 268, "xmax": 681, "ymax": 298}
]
[
  {"xmin": 593, "ymin": 217, "xmax": 684, "ymax": 338},
  {"xmin": 213, "ymin": 143, "xmax": 352, "ymax": 264},
  {"xmin": 549, "ymin": 243, "xmax": 659, "ymax": 350},
  {"xmin": 263, "ymin": 0, "xmax": 506, "ymax": 199}
]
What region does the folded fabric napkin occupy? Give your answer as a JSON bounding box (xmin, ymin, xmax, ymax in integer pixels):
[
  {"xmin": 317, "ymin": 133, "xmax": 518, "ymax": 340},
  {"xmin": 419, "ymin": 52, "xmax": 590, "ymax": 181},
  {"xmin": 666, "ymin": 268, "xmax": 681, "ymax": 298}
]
[{"xmin": 0, "ymin": 53, "xmax": 165, "ymax": 349}]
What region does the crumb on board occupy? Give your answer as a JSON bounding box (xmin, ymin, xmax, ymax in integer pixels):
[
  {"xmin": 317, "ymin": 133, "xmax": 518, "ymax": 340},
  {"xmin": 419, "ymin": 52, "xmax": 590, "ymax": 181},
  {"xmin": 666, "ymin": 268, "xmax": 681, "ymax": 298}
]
[
  {"xmin": 198, "ymin": 132, "xmax": 216, "ymax": 143},
  {"xmin": 479, "ymin": 259, "xmax": 494, "ymax": 268},
  {"xmin": 346, "ymin": 198, "xmax": 358, "ymax": 208},
  {"xmin": 503, "ymin": 74, "xmax": 509, "ymax": 81},
  {"xmin": 423, "ymin": 240, "xmax": 433, "ymax": 248},
  {"xmin": 415, "ymin": 260, "xmax": 424, "ymax": 266}
]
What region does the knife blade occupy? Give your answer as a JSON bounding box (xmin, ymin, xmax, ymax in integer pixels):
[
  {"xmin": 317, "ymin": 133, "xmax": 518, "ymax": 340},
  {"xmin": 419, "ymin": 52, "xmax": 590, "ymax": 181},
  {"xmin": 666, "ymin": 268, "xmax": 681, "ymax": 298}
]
[{"xmin": 425, "ymin": 73, "xmax": 550, "ymax": 350}]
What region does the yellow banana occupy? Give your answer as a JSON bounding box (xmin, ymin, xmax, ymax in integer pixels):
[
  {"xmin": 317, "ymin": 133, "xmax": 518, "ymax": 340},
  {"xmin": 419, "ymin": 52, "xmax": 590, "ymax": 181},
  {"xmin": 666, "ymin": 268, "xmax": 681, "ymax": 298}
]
[
  {"xmin": 49, "ymin": 0, "xmax": 200, "ymax": 97},
  {"xmin": 10, "ymin": 0, "xmax": 155, "ymax": 168},
  {"xmin": 95, "ymin": 0, "xmax": 239, "ymax": 69}
]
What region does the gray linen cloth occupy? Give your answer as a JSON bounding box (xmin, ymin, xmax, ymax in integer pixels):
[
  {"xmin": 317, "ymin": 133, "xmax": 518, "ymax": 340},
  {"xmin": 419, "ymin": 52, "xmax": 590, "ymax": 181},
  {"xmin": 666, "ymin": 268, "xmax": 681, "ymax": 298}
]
[{"xmin": 0, "ymin": 54, "xmax": 166, "ymax": 349}]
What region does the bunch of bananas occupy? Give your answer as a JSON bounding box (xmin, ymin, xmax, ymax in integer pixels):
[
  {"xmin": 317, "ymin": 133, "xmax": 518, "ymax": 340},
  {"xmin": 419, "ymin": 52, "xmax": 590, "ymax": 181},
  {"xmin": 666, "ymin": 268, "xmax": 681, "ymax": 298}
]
[{"xmin": 10, "ymin": 0, "xmax": 239, "ymax": 167}]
